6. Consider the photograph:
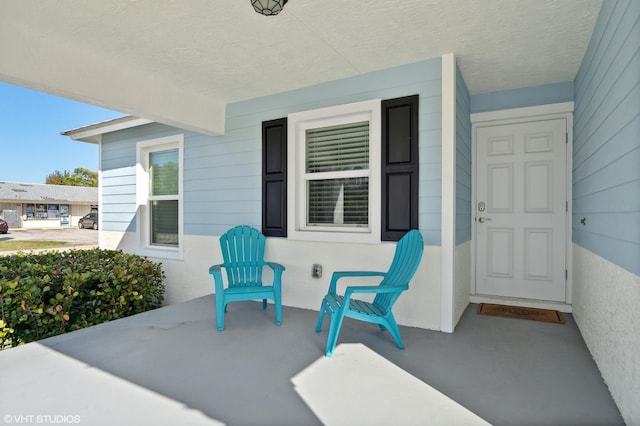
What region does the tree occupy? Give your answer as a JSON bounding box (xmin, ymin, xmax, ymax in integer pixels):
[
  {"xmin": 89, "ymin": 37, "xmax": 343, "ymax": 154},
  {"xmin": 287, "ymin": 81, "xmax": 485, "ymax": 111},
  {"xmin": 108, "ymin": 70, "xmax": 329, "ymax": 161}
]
[{"xmin": 45, "ymin": 168, "xmax": 98, "ymax": 187}]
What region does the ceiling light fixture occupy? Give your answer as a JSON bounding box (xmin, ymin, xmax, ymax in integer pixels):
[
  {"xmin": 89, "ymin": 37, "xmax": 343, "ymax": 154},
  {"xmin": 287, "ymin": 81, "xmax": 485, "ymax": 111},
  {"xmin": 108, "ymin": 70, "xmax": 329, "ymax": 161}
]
[{"xmin": 251, "ymin": 0, "xmax": 288, "ymax": 16}]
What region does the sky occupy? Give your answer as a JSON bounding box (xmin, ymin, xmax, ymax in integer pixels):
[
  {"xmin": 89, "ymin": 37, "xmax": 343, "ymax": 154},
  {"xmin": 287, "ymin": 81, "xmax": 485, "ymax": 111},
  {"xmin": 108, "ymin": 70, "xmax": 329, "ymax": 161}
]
[{"xmin": 0, "ymin": 82, "xmax": 124, "ymax": 184}]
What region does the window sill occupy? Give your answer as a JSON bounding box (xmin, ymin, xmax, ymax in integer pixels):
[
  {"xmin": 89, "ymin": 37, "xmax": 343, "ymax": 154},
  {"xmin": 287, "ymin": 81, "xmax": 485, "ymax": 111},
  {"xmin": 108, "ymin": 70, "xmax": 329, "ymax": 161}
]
[
  {"xmin": 137, "ymin": 245, "xmax": 183, "ymax": 261},
  {"xmin": 287, "ymin": 228, "xmax": 380, "ymax": 244}
]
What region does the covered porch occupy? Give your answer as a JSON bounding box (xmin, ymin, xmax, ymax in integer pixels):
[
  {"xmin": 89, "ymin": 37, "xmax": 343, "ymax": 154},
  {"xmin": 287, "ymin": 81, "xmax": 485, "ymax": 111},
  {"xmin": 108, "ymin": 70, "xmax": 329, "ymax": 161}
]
[
  {"xmin": 1, "ymin": 295, "xmax": 622, "ymax": 425},
  {"xmin": 1, "ymin": 2, "xmax": 638, "ymax": 424}
]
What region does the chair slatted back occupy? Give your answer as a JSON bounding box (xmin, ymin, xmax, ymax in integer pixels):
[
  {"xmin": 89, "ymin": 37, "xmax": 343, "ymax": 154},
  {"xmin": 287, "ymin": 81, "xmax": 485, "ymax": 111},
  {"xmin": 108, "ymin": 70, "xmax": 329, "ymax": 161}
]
[
  {"xmin": 219, "ymin": 226, "xmax": 266, "ymax": 288},
  {"xmin": 373, "ymin": 229, "xmax": 424, "ymax": 311}
]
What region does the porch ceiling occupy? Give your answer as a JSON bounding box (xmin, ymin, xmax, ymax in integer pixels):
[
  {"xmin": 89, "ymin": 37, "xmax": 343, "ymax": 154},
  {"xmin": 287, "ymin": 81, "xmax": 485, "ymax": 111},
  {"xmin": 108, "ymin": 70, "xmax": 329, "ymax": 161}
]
[{"xmin": 0, "ymin": 0, "xmax": 601, "ymax": 135}]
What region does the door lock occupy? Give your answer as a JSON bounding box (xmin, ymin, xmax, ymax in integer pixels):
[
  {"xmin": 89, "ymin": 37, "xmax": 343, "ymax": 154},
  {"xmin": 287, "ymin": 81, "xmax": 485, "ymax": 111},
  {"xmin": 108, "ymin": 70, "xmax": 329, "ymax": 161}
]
[{"xmin": 477, "ymin": 217, "xmax": 492, "ymax": 223}]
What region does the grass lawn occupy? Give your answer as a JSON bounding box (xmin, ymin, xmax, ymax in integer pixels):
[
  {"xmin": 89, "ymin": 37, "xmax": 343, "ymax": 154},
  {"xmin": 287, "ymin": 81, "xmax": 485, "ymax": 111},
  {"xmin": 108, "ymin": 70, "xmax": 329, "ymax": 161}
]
[{"xmin": 0, "ymin": 240, "xmax": 71, "ymax": 252}]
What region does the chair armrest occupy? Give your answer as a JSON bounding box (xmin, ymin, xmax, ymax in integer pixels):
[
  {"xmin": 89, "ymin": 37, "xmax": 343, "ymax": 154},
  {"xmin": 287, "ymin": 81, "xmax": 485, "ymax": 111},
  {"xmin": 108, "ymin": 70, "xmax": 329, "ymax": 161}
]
[
  {"xmin": 328, "ymin": 271, "xmax": 386, "ymax": 293},
  {"xmin": 265, "ymin": 262, "xmax": 285, "ymax": 290},
  {"xmin": 209, "ymin": 264, "xmax": 224, "ymax": 274},
  {"xmin": 264, "ymin": 262, "xmax": 285, "ymax": 272},
  {"xmin": 345, "ymin": 284, "xmax": 407, "ymax": 296},
  {"xmin": 209, "ymin": 264, "xmax": 227, "ymax": 294}
]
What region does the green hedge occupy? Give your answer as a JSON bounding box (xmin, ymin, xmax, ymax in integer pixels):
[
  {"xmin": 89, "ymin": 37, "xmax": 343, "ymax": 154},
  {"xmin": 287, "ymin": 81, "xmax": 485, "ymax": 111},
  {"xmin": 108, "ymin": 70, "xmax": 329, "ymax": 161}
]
[{"xmin": 0, "ymin": 249, "xmax": 165, "ymax": 350}]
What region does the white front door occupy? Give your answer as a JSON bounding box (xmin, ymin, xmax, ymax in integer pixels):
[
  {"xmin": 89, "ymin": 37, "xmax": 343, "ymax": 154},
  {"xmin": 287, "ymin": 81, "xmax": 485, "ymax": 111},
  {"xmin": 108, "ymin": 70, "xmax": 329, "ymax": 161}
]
[{"xmin": 475, "ymin": 118, "xmax": 568, "ymax": 302}]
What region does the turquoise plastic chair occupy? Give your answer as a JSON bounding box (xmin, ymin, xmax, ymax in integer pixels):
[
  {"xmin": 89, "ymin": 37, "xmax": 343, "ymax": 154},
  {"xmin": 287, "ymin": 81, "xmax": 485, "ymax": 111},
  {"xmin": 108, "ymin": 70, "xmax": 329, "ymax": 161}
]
[
  {"xmin": 315, "ymin": 229, "xmax": 424, "ymax": 356},
  {"xmin": 209, "ymin": 226, "xmax": 285, "ymax": 331}
]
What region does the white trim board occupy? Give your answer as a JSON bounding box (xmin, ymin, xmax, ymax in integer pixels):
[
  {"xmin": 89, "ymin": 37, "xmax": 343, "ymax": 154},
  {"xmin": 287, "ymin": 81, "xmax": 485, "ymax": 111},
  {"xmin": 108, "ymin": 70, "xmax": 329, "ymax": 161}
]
[
  {"xmin": 471, "ymin": 102, "xmax": 574, "ymax": 123},
  {"xmin": 63, "ymin": 116, "xmax": 153, "ymax": 144},
  {"xmin": 440, "ymin": 53, "xmax": 456, "ymax": 333}
]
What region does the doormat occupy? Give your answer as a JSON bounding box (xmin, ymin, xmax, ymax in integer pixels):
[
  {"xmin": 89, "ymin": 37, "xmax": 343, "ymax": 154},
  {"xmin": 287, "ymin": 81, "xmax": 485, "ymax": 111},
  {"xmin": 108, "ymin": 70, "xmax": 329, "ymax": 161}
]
[{"xmin": 477, "ymin": 303, "xmax": 564, "ymax": 324}]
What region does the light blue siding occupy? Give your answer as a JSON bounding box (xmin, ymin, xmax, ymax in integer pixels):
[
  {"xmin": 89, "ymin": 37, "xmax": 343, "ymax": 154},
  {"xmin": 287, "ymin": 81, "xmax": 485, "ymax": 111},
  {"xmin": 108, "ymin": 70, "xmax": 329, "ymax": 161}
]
[
  {"xmin": 100, "ymin": 58, "xmax": 444, "ymax": 244},
  {"xmin": 470, "ymin": 81, "xmax": 574, "ymax": 113},
  {"xmin": 196, "ymin": 58, "xmax": 444, "ymax": 242},
  {"xmin": 101, "ymin": 123, "xmax": 184, "ymax": 233},
  {"xmin": 573, "ymin": 0, "xmax": 640, "ymax": 275},
  {"xmin": 455, "ymin": 64, "xmax": 472, "ymax": 245}
]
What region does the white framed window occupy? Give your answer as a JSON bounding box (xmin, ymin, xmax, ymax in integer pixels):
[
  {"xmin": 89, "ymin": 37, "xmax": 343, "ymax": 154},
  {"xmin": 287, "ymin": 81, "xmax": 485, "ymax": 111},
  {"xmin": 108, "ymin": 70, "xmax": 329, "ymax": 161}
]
[
  {"xmin": 136, "ymin": 135, "xmax": 184, "ymax": 259},
  {"xmin": 287, "ymin": 99, "xmax": 381, "ymax": 243}
]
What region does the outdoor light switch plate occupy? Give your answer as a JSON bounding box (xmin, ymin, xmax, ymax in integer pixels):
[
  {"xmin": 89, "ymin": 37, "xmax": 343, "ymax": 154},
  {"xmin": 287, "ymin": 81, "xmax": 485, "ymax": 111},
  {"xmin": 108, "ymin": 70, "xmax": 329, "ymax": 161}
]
[{"xmin": 312, "ymin": 264, "xmax": 322, "ymax": 278}]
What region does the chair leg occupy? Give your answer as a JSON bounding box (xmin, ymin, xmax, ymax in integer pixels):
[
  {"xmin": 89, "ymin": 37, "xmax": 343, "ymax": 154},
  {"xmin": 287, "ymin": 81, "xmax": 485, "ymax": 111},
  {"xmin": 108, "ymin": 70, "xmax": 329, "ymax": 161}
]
[
  {"xmin": 216, "ymin": 296, "xmax": 225, "ymax": 331},
  {"xmin": 262, "ymin": 299, "xmax": 267, "ymax": 309},
  {"xmin": 315, "ymin": 302, "xmax": 327, "ymax": 332},
  {"xmin": 274, "ymin": 294, "xmax": 282, "ymax": 327},
  {"xmin": 384, "ymin": 314, "xmax": 405, "ymax": 349},
  {"xmin": 325, "ymin": 312, "xmax": 345, "ymax": 357}
]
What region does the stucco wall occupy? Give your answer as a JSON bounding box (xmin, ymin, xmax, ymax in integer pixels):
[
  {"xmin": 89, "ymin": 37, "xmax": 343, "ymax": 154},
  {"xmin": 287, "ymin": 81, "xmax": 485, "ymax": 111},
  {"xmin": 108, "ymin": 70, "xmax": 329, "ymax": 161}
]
[
  {"xmin": 572, "ymin": 244, "xmax": 640, "ymax": 423},
  {"xmin": 454, "ymin": 241, "xmax": 471, "ymax": 324},
  {"xmin": 103, "ymin": 230, "xmax": 442, "ymax": 330}
]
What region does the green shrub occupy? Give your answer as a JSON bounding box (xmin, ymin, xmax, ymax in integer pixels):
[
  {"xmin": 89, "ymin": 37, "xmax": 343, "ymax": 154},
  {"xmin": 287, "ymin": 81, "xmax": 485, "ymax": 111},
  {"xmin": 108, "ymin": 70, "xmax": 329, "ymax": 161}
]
[{"xmin": 0, "ymin": 248, "xmax": 165, "ymax": 349}]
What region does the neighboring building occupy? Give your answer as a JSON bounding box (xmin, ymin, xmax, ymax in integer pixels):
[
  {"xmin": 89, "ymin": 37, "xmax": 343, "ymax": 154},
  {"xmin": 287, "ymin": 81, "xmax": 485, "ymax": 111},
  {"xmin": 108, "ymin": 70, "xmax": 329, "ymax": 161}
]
[{"xmin": 0, "ymin": 181, "xmax": 97, "ymax": 229}]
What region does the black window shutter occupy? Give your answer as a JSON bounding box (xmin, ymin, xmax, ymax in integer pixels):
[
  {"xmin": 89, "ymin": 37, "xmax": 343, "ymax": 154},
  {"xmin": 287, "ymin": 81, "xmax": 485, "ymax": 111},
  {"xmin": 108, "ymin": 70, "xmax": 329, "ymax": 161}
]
[
  {"xmin": 262, "ymin": 118, "xmax": 287, "ymax": 237},
  {"xmin": 381, "ymin": 95, "xmax": 419, "ymax": 241}
]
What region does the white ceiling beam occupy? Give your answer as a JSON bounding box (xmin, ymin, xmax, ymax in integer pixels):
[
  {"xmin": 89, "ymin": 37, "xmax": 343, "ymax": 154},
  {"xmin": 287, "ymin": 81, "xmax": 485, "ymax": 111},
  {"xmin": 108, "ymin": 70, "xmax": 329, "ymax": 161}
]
[{"xmin": 0, "ymin": 14, "xmax": 226, "ymax": 136}]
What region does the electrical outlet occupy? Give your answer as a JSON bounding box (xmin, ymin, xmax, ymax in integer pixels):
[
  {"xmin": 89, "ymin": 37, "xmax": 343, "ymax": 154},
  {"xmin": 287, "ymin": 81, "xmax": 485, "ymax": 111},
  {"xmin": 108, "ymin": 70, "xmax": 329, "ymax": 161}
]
[{"xmin": 312, "ymin": 264, "xmax": 322, "ymax": 278}]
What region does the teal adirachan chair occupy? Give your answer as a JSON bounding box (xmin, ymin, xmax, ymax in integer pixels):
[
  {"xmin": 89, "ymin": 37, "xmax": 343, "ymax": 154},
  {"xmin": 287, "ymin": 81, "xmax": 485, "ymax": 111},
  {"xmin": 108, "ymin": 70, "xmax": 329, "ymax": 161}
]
[
  {"xmin": 315, "ymin": 229, "xmax": 424, "ymax": 356},
  {"xmin": 209, "ymin": 226, "xmax": 285, "ymax": 331}
]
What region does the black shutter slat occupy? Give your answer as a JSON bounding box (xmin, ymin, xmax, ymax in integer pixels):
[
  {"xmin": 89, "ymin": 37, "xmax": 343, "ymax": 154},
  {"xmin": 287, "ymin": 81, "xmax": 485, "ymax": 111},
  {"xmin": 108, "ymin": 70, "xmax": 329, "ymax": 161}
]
[
  {"xmin": 381, "ymin": 95, "xmax": 419, "ymax": 241},
  {"xmin": 262, "ymin": 118, "xmax": 287, "ymax": 237}
]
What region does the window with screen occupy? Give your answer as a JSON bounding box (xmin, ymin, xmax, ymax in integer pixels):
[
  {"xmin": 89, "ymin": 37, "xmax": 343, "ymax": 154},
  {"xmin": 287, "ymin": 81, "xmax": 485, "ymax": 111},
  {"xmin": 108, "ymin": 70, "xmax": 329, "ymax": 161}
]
[
  {"xmin": 288, "ymin": 99, "xmax": 381, "ymax": 243},
  {"xmin": 136, "ymin": 135, "xmax": 183, "ymax": 259},
  {"xmin": 305, "ymin": 121, "xmax": 370, "ymax": 228},
  {"xmin": 149, "ymin": 149, "xmax": 179, "ymax": 246}
]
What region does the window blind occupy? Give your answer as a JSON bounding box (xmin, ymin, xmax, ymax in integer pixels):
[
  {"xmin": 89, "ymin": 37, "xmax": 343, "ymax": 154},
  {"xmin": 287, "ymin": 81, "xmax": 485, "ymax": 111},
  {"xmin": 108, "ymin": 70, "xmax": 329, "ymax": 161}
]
[
  {"xmin": 150, "ymin": 149, "xmax": 179, "ymax": 196},
  {"xmin": 307, "ymin": 178, "xmax": 369, "ymax": 226},
  {"xmin": 306, "ymin": 121, "xmax": 369, "ymax": 173},
  {"xmin": 149, "ymin": 148, "xmax": 179, "ymax": 246},
  {"xmin": 151, "ymin": 200, "xmax": 178, "ymax": 245},
  {"xmin": 305, "ymin": 120, "xmax": 370, "ymax": 227}
]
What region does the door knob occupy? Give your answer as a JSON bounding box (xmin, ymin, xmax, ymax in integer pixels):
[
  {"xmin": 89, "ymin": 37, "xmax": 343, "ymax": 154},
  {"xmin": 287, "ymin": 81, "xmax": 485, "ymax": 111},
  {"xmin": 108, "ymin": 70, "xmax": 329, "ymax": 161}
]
[{"xmin": 478, "ymin": 217, "xmax": 492, "ymax": 223}]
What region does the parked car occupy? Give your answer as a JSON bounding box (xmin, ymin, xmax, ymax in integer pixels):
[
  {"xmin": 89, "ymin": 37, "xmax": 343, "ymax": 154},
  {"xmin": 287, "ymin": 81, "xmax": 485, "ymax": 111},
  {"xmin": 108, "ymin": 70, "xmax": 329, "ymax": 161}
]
[
  {"xmin": 78, "ymin": 212, "xmax": 98, "ymax": 230},
  {"xmin": 0, "ymin": 219, "xmax": 8, "ymax": 234}
]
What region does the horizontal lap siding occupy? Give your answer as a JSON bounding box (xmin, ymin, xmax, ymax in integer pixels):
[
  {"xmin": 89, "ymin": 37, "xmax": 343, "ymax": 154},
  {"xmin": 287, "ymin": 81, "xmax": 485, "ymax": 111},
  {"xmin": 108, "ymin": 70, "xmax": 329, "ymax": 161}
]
[
  {"xmin": 101, "ymin": 137, "xmax": 136, "ymax": 232},
  {"xmin": 470, "ymin": 81, "xmax": 574, "ymax": 114},
  {"xmin": 99, "ymin": 59, "xmax": 443, "ymax": 243},
  {"xmin": 573, "ymin": 0, "xmax": 640, "ymax": 275},
  {"xmin": 183, "ymin": 126, "xmax": 262, "ymax": 235},
  {"xmin": 455, "ymin": 64, "xmax": 472, "ymax": 245},
  {"xmin": 187, "ymin": 57, "xmax": 443, "ymax": 243},
  {"xmin": 101, "ymin": 123, "xmax": 183, "ymax": 232},
  {"xmin": 418, "ymin": 104, "xmax": 442, "ymax": 244}
]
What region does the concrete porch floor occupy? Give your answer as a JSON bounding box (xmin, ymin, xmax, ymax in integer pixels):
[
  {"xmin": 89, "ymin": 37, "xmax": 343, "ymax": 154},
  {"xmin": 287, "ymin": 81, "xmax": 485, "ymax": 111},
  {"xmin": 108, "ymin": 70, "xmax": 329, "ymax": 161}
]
[{"xmin": 0, "ymin": 295, "xmax": 623, "ymax": 425}]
